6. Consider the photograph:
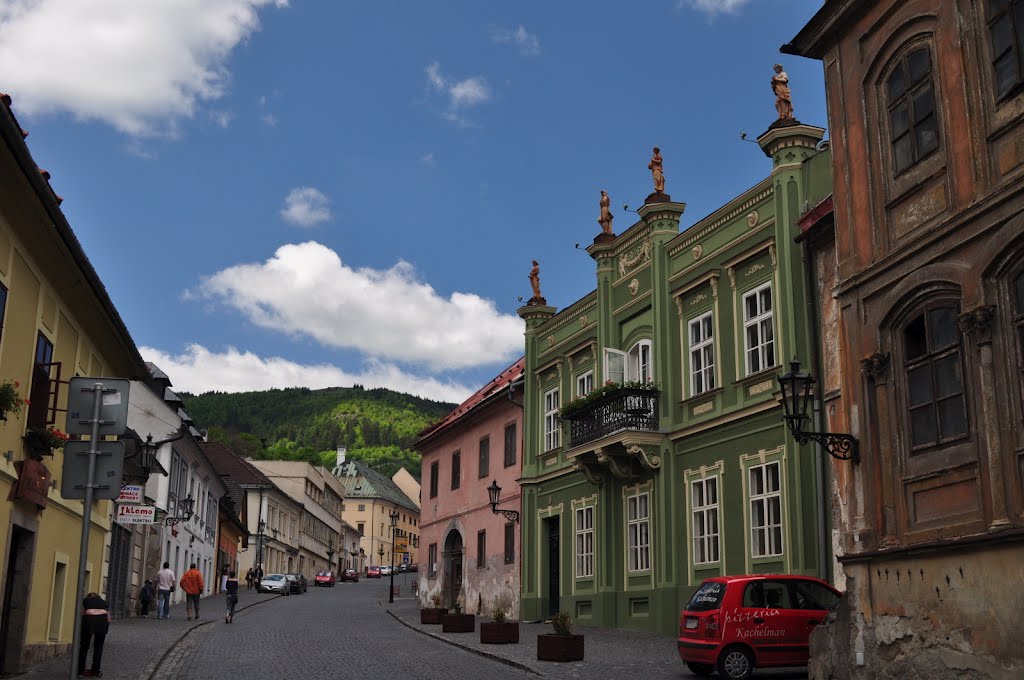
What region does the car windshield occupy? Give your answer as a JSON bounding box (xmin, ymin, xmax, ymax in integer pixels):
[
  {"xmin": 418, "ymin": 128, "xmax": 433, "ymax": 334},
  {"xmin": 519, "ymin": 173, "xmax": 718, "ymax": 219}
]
[
  {"xmin": 686, "ymin": 581, "xmax": 727, "ymax": 612},
  {"xmin": 264, "ymin": 575, "xmax": 283, "ymax": 581}
]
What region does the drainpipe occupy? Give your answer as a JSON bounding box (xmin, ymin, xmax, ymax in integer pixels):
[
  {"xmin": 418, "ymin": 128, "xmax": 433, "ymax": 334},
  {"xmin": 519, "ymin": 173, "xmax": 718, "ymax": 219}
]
[{"xmin": 801, "ymin": 234, "xmax": 831, "ymax": 582}]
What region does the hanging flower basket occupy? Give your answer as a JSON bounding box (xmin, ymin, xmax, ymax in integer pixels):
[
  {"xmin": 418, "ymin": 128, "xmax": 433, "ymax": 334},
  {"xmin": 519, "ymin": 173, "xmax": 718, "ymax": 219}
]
[
  {"xmin": 24, "ymin": 426, "xmax": 69, "ymax": 459},
  {"xmin": 0, "ymin": 379, "xmax": 28, "ymax": 422}
]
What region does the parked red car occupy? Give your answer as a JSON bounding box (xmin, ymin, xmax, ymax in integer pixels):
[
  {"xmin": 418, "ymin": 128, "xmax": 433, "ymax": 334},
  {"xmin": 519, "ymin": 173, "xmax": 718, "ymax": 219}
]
[
  {"xmin": 677, "ymin": 574, "xmax": 841, "ymax": 680},
  {"xmin": 314, "ymin": 570, "xmax": 336, "ymax": 587},
  {"xmin": 339, "ymin": 568, "xmax": 359, "ymax": 582},
  {"xmin": 366, "ymin": 565, "xmax": 381, "ymax": 578}
]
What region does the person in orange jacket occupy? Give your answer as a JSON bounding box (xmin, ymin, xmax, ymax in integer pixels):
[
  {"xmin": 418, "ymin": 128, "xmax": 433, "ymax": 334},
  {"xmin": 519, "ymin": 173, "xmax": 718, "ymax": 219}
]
[{"xmin": 179, "ymin": 563, "xmax": 205, "ymax": 620}]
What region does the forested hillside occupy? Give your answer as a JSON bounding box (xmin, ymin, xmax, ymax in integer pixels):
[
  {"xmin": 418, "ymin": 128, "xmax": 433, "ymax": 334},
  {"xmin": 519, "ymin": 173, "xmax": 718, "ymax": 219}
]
[{"xmin": 179, "ymin": 386, "xmax": 454, "ymax": 479}]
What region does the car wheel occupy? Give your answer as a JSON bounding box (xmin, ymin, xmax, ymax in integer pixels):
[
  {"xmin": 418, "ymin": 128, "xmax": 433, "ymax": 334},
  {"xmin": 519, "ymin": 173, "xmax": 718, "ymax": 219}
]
[
  {"xmin": 717, "ymin": 646, "xmax": 754, "ymax": 680},
  {"xmin": 686, "ymin": 662, "xmax": 714, "ymax": 677}
]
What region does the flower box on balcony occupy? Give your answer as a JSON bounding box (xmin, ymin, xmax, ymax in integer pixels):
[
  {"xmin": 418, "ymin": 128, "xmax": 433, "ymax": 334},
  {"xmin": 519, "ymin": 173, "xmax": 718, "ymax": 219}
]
[{"xmin": 561, "ymin": 385, "xmax": 660, "ymax": 448}]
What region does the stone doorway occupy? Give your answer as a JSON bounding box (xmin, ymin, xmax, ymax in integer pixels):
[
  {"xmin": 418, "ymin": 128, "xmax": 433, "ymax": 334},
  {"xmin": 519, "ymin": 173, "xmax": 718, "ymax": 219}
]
[{"xmin": 442, "ymin": 529, "xmax": 463, "ymax": 609}]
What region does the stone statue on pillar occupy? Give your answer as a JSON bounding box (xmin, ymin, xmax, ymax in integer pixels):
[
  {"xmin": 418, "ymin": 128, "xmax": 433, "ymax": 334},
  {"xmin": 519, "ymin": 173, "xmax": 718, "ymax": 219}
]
[
  {"xmin": 645, "ymin": 147, "xmax": 671, "ymax": 204},
  {"xmin": 598, "ymin": 190, "xmax": 614, "ymax": 236},
  {"xmin": 772, "ymin": 64, "xmax": 795, "ymax": 122},
  {"xmin": 528, "ymin": 260, "xmax": 546, "ymax": 305}
]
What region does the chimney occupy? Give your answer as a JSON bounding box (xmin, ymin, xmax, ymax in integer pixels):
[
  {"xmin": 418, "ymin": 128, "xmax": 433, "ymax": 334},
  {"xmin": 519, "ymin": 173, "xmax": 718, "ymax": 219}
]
[{"xmin": 336, "ymin": 446, "xmax": 347, "ymax": 466}]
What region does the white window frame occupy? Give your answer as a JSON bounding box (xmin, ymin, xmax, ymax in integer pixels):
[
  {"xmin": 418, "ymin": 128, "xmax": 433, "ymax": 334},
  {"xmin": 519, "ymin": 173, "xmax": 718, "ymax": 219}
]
[
  {"xmin": 626, "ymin": 491, "xmax": 651, "ymax": 572},
  {"xmin": 543, "ymin": 388, "xmax": 560, "ymax": 451},
  {"xmin": 627, "ymin": 340, "xmax": 653, "ymax": 384},
  {"xmin": 574, "ymin": 506, "xmax": 594, "ymax": 578},
  {"xmin": 749, "ymin": 461, "xmax": 783, "ymax": 557},
  {"xmin": 743, "ymin": 282, "xmax": 776, "ymax": 375},
  {"xmin": 691, "ymin": 477, "xmax": 720, "ymax": 564},
  {"xmin": 576, "ymin": 370, "xmax": 594, "ymax": 398},
  {"xmin": 689, "ymin": 312, "xmax": 715, "ymax": 396},
  {"xmin": 604, "ymin": 348, "xmax": 625, "ymax": 384}
]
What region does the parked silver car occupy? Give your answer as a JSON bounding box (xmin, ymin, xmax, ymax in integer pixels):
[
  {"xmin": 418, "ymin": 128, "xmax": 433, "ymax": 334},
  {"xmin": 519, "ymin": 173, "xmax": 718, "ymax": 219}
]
[{"xmin": 258, "ymin": 573, "xmax": 290, "ymax": 595}]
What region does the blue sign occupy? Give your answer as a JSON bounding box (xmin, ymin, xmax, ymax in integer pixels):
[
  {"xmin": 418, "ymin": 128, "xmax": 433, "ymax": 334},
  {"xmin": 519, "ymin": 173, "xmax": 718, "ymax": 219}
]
[{"xmin": 403, "ymin": 555, "xmax": 410, "ymax": 563}]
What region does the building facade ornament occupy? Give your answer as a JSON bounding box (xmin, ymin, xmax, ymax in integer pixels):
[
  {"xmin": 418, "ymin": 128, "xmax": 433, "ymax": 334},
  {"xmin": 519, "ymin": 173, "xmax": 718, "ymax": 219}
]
[
  {"xmin": 860, "ymin": 351, "xmax": 891, "ymax": 380},
  {"xmin": 746, "ymin": 210, "xmax": 760, "ymax": 228},
  {"xmin": 957, "ymin": 305, "xmax": 996, "ymax": 345},
  {"xmin": 619, "ymin": 239, "xmax": 652, "ymax": 278},
  {"xmin": 629, "ymin": 278, "xmax": 640, "ymax": 296}
]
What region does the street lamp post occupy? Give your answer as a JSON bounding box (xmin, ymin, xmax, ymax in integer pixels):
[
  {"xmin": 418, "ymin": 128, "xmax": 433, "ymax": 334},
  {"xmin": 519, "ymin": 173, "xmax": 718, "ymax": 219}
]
[
  {"xmin": 388, "ymin": 510, "xmax": 399, "ymax": 603},
  {"xmin": 257, "ymin": 519, "xmax": 266, "ymax": 578},
  {"xmin": 778, "ymin": 357, "xmax": 860, "ymax": 463}
]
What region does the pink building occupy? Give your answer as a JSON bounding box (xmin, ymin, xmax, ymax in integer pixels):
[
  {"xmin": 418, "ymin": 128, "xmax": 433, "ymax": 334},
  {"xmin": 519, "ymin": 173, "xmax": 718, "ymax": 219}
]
[{"xmin": 416, "ymin": 358, "xmax": 524, "ymax": 618}]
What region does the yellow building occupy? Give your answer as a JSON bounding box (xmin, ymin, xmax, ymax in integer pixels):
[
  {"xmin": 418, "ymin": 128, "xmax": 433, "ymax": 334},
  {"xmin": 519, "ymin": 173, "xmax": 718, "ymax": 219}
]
[{"xmin": 0, "ymin": 94, "xmax": 147, "ymax": 672}]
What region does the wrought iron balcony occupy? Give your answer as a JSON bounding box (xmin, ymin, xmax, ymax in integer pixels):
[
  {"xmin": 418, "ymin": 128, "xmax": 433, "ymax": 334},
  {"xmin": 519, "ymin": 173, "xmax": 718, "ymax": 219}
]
[{"xmin": 562, "ymin": 388, "xmax": 659, "ymax": 449}]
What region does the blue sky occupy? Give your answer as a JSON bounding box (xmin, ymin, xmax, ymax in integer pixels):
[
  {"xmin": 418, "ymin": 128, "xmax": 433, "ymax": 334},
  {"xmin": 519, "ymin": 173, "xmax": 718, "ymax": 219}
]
[{"xmin": 0, "ymin": 0, "xmax": 826, "ymax": 403}]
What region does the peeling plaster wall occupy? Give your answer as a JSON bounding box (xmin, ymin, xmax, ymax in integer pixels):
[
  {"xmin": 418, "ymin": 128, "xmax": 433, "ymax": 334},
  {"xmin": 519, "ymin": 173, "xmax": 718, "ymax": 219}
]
[{"xmin": 810, "ymin": 544, "xmax": 1024, "ymax": 680}]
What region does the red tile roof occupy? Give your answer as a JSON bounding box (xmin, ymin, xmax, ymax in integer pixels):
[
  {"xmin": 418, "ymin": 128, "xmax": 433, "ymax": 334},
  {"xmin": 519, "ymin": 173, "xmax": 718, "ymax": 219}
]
[{"xmin": 416, "ymin": 357, "xmax": 525, "ymax": 443}]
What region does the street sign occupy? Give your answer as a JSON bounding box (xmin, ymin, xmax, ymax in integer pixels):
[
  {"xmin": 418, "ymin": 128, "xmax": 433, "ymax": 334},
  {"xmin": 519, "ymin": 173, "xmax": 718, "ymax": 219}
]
[
  {"xmin": 65, "ymin": 377, "xmax": 130, "ymax": 436},
  {"xmin": 118, "ymin": 485, "xmax": 143, "ymax": 503},
  {"xmin": 61, "ymin": 440, "xmax": 125, "ymax": 500},
  {"xmin": 116, "ymin": 504, "xmax": 156, "ymax": 524},
  {"xmin": 394, "ymin": 537, "xmax": 409, "ymax": 552},
  {"xmin": 403, "ymin": 555, "xmax": 410, "ymax": 563}
]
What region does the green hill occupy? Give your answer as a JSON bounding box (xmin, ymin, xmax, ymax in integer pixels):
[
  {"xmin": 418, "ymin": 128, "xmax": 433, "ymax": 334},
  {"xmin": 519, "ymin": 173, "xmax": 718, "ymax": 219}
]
[{"xmin": 179, "ymin": 386, "xmax": 455, "ymax": 479}]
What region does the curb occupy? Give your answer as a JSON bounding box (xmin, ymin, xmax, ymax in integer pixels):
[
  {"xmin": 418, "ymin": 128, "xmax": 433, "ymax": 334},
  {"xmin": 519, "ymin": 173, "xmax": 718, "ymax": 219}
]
[
  {"xmin": 144, "ymin": 595, "xmax": 279, "ymax": 679},
  {"xmin": 382, "ymin": 605, "xmax": 543, "ymax": 677}
]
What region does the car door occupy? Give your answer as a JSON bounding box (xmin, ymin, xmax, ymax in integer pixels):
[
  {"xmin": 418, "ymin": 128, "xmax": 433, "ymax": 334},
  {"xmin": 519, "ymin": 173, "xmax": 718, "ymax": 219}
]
[
  {"xmin": 786, "ymin": 579, "xmax": 841, "ymax": 664},
  {"xmin": 724, "ymin": 580, "xmax": 799, "ymax": 666}
]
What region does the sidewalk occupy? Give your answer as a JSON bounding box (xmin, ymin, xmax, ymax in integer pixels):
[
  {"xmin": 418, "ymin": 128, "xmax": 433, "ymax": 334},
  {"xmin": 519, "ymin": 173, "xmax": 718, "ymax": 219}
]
[
  {"xmin": 24, "ymin": 587, "xmax": 279, "ymax": 680},
  {"xmin": 383, "ymin": 594, "xmax": 683, "ymax": 679}
]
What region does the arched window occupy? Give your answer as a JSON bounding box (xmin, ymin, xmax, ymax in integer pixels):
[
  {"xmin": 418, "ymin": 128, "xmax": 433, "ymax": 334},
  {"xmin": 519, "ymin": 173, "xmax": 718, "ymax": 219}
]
[
  {"xmin": 902, "ymin": 304, "xmax": 968, "ymax": 451},
  {"xmin": 887, "ymin": 47, "xmax": 939, "ymax": 173},
  {"xmin": 987, "ymin": 0, "xmax": 1024, "ymax": 99}
]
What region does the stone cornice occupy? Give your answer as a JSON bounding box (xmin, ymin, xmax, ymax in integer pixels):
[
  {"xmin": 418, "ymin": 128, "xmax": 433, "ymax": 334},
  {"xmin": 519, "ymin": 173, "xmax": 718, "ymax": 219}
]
[{"xmin": 667, "ymin": 181, "xmax": 773, "ymax": 258}]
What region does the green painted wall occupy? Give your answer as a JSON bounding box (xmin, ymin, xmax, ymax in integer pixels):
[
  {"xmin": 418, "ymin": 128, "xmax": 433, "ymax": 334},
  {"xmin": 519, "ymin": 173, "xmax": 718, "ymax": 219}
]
[{"xmin": 518, "ymin": 125, "xmax": 832, "ymax": 636}]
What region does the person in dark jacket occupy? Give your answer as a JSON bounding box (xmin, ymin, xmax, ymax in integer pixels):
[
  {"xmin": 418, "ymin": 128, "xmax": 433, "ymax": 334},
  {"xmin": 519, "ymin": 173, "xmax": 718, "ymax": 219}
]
[
  {"xmin": 139, "ymin": 580, "xmax": 154, "ymax": 618},
  {"xmin": 224, "ymin": 571, "xmax": 240, "ymax": 623},
  {"xmin": 78, "ymin": 592, "xmax": 110, "ymax": 677}
]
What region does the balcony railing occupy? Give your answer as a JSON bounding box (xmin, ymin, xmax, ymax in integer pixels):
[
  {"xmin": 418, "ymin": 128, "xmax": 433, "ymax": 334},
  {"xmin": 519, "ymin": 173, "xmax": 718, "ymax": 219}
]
[{"xmin": 562, "ymin": 388, "xmax": 659, "ymax": 449}]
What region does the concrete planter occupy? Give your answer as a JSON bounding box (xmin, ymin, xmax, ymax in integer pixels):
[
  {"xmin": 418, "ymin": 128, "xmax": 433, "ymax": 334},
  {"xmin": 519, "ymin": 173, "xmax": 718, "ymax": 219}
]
[
  {"xmin": 536, "ymin": 633, "xmax": 584, "ymax": 662},
  {"xmin": 480, "ymin": 621, "xmax": 520, "ymax": 644},
  {"xmin": 420, "ymin": 607, "xmax": 448, "ymax": 624},
  {"xmin": 441, "ymin": 613, "xmax": 475, "ymax": 633}
]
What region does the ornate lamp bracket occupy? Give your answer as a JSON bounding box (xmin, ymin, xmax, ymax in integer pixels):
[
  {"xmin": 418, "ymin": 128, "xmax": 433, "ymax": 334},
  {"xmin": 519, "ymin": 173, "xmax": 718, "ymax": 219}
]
[{"xmin": 785, "ymin": 421, "xmax": 860, "ymax": 463}]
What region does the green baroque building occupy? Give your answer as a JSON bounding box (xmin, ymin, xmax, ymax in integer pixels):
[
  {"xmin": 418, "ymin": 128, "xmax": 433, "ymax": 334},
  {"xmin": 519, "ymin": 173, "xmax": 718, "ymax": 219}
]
[{"xmin": 517, "ymin": 123, "xmax": 833, "ymax": 635}]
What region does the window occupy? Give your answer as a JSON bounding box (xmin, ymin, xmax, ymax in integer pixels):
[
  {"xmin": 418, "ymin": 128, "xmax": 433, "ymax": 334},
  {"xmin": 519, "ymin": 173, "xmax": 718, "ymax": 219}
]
[
  {"xmin": 451, "ymin": 451, "xmax": 461, "ymax": 490},
  {"xmin": 626, "ymin": 492, "xmax": 651, "ymax": 572},
  {"xmin": 358, "ymin": 504, "xmax": 365, "ymax": 512},
  {"xmin": 504, "ymin": 522, "xmax": 515, "ymax": 564},
  {"xmin": 691, "ymin": 477, "xmax": 720, "ymax": 564},
  {"xmin": 689, "ymin": 312, "xmax": 715, "ymax": 395},
  {"xmin": 168, "ymin": 451, "xmax": 180, "ymax": 516},
  {"xmin": 576, "ymin": 370, "xmax": 594, "ymax": 397},
  {"xmin": 903, "ymin": 305, "xmax": 969, "ymax": 449},
  {"xmin": 429, "ymin": 461, "xmax": 439, "ymax": 498},
  {"xmin": 28, "ymin": 332, "xmax": 54, "ymax": 426},
  {"xmin": 543, "ymin": 388, "xmax": 560, "ymax": 451},
  {"xmin": 428, "ymin": 543, "xmax": 437, "ymax": 578},
  {"xmin": 988, "ymin": 0, "xmax": 1024, "ymax": 99},
  {"xmin": 888, "ymin": 47, "xmax": 939, "ymax": 173},
  {"xmin": 503, "ymin": 423, "xmax": 517, "ymax": 468},
  {"xmin": 604, "ymin": 348, "xmax": 625, "ymax": 384},
  {"xmin": 478, "ymin": 436, "xmax": 489, "ymax": 479},
  {"xmin": 749, "ymin": 462, "xmax": 783, "ymax": 557},
  {"xmin": 575, "ymin": 506, "xmax": 594, "ymax": 578},
  {"xmin": 628, "ymin": 340, "xmax": 653, "ymax": 383},
  {"xmin": 477, "ymin": 530, "xmax": 486, "ymax": 569},
  {"xmin": 743, "ymin": 284, "xmax": 775, "ymax": 375}
]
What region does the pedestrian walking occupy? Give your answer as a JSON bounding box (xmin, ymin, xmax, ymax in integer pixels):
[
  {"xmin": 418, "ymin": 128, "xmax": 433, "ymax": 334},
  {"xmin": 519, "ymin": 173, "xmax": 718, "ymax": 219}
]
[
  {"xmin": 179, "ymin": 563, "xmax": 205, "ymax": 620},
  {"xmin": 224, "ymin": 570, "xmax": 239, "ymax": 623},
  {"xmin": 245, "ymin": 567, "xmax": 254, "ymax": 591},
  {"xmin": 155, "ymin": 562, "xmax": 175, "ymax": 620},
  {"xmin": 78, "ymin": 591, "xmax": 110, "ymax": 678},
  {"xmin": 138, "ymin": 580, "xmax": 154, "ymax": 618}
]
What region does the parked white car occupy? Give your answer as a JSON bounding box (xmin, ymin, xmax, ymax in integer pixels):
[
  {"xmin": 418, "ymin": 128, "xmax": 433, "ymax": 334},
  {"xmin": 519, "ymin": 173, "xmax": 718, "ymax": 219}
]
[
  {"xmin": 380, "ymin": 565, "xmax": 393, "ymax": 576},
  {"xmin": 258, "ymin": 573, "xmax": 290, "ymax": 595}
]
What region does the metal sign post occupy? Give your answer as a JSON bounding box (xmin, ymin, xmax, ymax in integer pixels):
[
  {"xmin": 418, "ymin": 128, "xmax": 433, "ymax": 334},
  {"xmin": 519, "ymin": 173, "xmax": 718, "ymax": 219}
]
[{"xmin": 67, "ymin": 379, "xmax": 128, "ymax": 680}]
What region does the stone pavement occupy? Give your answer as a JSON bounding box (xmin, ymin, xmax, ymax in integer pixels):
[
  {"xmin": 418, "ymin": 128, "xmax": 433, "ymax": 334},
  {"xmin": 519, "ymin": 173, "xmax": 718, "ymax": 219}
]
[{"xmin": 23, "ymin": 587, "xmax": 278, "ymax": 680}]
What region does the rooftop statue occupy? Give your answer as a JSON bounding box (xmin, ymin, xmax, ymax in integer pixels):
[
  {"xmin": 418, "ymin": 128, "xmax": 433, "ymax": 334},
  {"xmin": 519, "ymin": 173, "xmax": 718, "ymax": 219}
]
[
  {"xmin": 598, "ymin": 190, "xmax": 614, "ymax": 236},
  {"xmin": 772, "ymin": 64, "xmax": 794, "ymax": 121}
]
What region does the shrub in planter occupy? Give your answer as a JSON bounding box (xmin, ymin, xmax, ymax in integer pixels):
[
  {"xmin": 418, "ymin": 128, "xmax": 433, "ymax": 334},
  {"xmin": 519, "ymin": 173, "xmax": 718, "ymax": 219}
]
[
  {"xmin": 537, "ymin": 612, "xmax": 584, "ymax": 662},
  {"xmin": 420, "ymin": 592, "xmax": 447, "ymax": 624},
  {"xmin": 441, "ymin": 601, "xmax": 475, "ymax": 633},
  {"xmin": 480, "ymin": 592, "xmax": 519, "ymax": 644}
]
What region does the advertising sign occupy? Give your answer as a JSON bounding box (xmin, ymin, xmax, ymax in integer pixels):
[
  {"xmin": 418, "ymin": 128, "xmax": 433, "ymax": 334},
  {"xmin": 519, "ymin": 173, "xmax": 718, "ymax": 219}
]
[
  {"xmin": 116, "ymin": 504, "xmax": 156, "ymax": 525},
  {"xmin": 394, "ymin": 537, "xmax": 409, "ymax": 553},
  {"xmin": 118, "ymin": 485, "xmax": 143, "ymax": 504}
]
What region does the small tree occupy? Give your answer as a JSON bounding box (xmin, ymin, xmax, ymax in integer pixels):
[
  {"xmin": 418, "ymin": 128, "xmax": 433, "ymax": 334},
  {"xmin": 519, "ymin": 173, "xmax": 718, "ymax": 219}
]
[
  {"xmin": 551, "ymin": 612, "xmax": 573, "ymax": 636},
  {"xmin": 492, "ymin": 592, "xmax": 514, "ymax": 623},
  {"xmin": 430, "ymin": 592, "xmax": 442, "ymax": 607}
]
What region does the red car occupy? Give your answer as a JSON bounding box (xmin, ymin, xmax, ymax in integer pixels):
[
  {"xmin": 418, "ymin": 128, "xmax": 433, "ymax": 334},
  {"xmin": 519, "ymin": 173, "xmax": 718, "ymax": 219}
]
[
  {"xmin": 677, "ymin": 574, "xmax": 841, "ymax": 680},
  {"xmin": 339, "ymin": 568, "xmax": 359, "ymax": 582},
  {"xmin": 314, "ymin": 570, "xmax": 336, "ymax": 587},
  {"xmin": 366, "ymin": 565, "xmax": 381, "ymax": 578}
]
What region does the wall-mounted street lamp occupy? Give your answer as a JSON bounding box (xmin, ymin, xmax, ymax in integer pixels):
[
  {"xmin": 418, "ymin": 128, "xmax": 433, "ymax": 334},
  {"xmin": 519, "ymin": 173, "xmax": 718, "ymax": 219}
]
[
  {"xmin": 778, "ymin": 357, "xmax": 859, "ymax": 464},
  {"xmin": 164, "ymin": 494, "xmax": 195, "ymax": 526},
  {"xmin": 487, "ymin": 480, "xmax": 520, "ymax": 523},
  {"xmin": 126, "ymin": 428, "xmax": 185, "ymax": 483}
]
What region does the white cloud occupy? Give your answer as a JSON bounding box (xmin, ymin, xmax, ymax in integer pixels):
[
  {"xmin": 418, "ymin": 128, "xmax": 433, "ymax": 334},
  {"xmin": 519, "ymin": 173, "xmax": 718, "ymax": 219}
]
[
  {"xmin": 188, "ymin": 241, "xmax": 524, "ymax": 371},
  {"xmin": 210, "ymin": 110, "xmax": 234, "ymax": 128},
  {"xmin": 0, "ymin": 0, "xmax": 288, "ymax": 136},
  {"xmin": 260, "ymin": 113, "xmax": 278, "ymax": 126},
  {"xmin": 421, "ymin": 152, "xmax": 435, "ymax": 166},
  {"xmin": 425, "ymin": 61, "xmax": 491, "ymax": 124},
  {"xmin": 679, "ymin": 0, "xmax": 750, "ymax": 15},
  {"xmin": 280, "ymin": 187, "xmax": 331, "ymax": 227},
  {"xmin": 141, "ymin": 344, "xmax": 473, "ymax": 403},
  {"xmin": 490, "ymin": 25, "xmax": 541, "ymax": 56}
]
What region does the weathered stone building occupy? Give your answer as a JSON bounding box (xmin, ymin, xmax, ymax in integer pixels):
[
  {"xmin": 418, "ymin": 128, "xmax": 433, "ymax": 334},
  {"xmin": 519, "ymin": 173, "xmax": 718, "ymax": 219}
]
[{"xmin": 785, "ymin": 2, "xmax": 1024, "ymax": 677}]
